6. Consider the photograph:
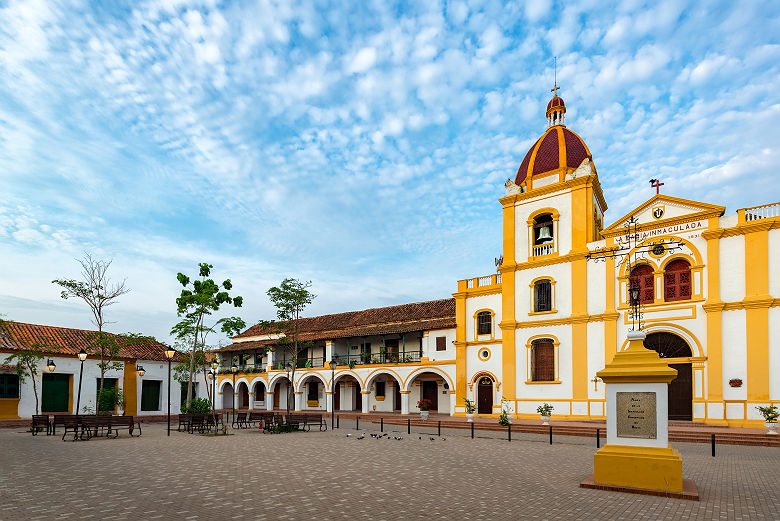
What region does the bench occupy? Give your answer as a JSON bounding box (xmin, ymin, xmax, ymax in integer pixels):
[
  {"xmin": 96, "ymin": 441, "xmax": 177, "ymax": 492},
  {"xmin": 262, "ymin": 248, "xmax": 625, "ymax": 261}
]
[
  {"xmin": 82, "ymin": 415, "xmax": 117, "ymax": 439},
  {"xmin": 286, "ymin": 414, "xmax": 327, "ymax": 432},
  {"xmin": 54, "ymin": 415, "xmax": 83, "ymax": 436},
  {"xmin": 262, "ymin": 414, "xmax": 287, "ymax": 433},
  {"xmin": 111, "ymin": 415, "xmax": 141, "ymax": 437},
  {"xmin": 177, "ymin": 414, "xmax": 192, "ymax": 432},
  {"xmin": 205, "ymin": 413, "xmax": 223, "ymax": 432},
  {"xmin": 232, "ymin": 412, "xmax": 250, "ymax": 429},
  {"xmin": 248, "ymin": 411, "xmax": 272, "ymax": 429},
  {"xmin": 31, "ymin": 415, "xmax": 50, "ymax": 436},
  {"xmin": 61, "ymin": 416, "xmax": 86, "ymax": 441}
]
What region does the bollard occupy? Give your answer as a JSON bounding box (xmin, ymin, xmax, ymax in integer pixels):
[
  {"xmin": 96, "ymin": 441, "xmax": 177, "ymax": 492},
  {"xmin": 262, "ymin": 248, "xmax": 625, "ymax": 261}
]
[
  {"xmin": 471, "ymin": 421, "xmax": 474, "ymax": 439},
  {"xmin": 508, "ymin": 424, "xmax": 511, "ymax": 442},
  {"xmin": 596, "ymin": 428, "xmax": 600, "ymax": 448},
  {"xmin": 438, "ymin": 420, "xmax": 441, "ymax": 437},
  {"xmin": 337, "ymin": 415, "xmax": 339, "ymax": 429},
  {"xmin": 549, "ymin": 425, "xmax": 552, "ymax": 445},
  {"xmin": 380, "ymin": 417, "xmax": 383, "ymax": 432},
  {"xmin": 407, "ymin": 418, "xmax": 411, "ymax": 434},
  {"xmin": 711, "ymin": 434, "xmax": 715, "ymax": 457},
  {"xmin": 356, "ymin": 416, "xmax": 359, "ymax": 430}
]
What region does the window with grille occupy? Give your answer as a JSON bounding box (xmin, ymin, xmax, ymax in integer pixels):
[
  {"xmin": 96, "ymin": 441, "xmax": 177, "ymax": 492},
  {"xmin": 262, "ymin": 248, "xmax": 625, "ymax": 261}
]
[
  {"xmin": 0, "ymin": 374, "xmax": 19, "ymax": 398},
  {"xmin": 664, "ymin": 259, "xmax": 691, "ymax": 302},
  {"xmin": 307, "ymin": 381, "xmax": 318, "ymax": 401},
  {"xmin": 534, "ymin": 279, "xmax": 552, "ymax": 312},
  {"xmin": 477, "ymin": 311, "xmax": 492, "ymax": 335},
  {"xmin": 531, "ymin": 340, "xmax": 555, "ymax": 382},
  {"xmin": 436, "ymin": 336, "xmax": 446, "ymax": 351},
  {"xmin": 375, "ymin": 381, "xmax": 386, "ymax": 398},
  {"xmin": 629, "ymin": 264, "xmax": 655, "ymax": 304}
]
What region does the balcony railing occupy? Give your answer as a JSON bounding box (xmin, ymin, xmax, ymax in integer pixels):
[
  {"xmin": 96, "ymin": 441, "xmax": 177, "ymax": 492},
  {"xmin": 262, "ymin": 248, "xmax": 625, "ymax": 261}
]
[
  {"xmin": 740, "ymin": 202, "xmax": 780, "ymax": 222},
  {"xmin": 460, "ymin": 273, "xmax": 502, "ymax": 290},
  {"xmin": 220, "ymin": 364, "xmax": 266, "ymax": 374},
  {"xmin": 532, "ymin": 244, "xmax": 555, "ymax": 257},
  {"xmin": 332, "ymin": 352, "xmax": 422, "ymax": 366}
]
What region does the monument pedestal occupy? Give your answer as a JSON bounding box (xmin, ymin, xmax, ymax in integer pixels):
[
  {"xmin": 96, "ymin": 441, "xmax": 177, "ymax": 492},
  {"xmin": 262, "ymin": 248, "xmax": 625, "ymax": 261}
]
[{"xmin": 583, "ymin": 330, "xmax": 697, "ymax": 499}]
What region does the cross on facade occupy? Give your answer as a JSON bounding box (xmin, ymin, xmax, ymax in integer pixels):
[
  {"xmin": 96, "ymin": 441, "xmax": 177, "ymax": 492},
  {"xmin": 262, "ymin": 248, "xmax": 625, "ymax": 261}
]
[
  {"xmin": 650, "ymin": 178, "xmax": 664, "ymax": 194},
  {"xmin": 551, "ymin": 56, "xmax": 560, "ymax": 96},
  {"xmin": 591, "ymin": 376, "xmax": 601, "ymax": 391}
]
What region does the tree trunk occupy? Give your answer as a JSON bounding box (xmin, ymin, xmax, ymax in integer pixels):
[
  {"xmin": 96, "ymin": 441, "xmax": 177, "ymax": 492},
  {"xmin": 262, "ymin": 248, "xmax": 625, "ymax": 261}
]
[
  {"xmin": 185, "ymin": 315, "xmax": 202, "ymax": 409},
  {"xmin": 97, "ymin": 327, "xmax": 105, "ymax": 414},
  {"xmin": 30, "ymin": 363, "xmax": 39, "ymax": 415}
]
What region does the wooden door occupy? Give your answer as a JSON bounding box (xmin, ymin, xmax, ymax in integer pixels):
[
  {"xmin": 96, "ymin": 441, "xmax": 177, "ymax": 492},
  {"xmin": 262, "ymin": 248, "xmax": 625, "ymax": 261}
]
[
  {"xmin": 273, "ymin": 388, "xmax": 280, "ymax": 408},
  {"xmin": 422, "ymin": 381, "xmax": 438, "ymax": 411},
  {"xmin": 477, "ymin": 377, "xmax": 493, "ymax": 414},
  {"xmin": 42, "ymin": 373, "xmax": 70, "ymax": 413},
  {"xmin": 334, "ymin": 382, "xmax": 340, "ymax": 410},
  {"xmin": 393, "ymin": 384, "xmax": 401, "ymax": 411},
  {"xmin": 355, "ymin": 384, "xmax": 362, "ymax": 411},
  {"xmin": 668, "ymin": 363, "xmax": 692, "ymax": 421}
]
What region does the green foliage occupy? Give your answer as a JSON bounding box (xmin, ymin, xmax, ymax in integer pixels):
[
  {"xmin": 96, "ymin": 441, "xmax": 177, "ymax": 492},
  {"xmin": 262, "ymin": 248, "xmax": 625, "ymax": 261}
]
[
  {"xmin": 463, "ymin": 397, "xmax": 476, "ymax": 414},
  {"xmin": 1, "ymin": 320, "xmax": 45, "ymax": 415},
  {"xmin": 97, "ymin": 387, "xmax": 125, "ymax": 413},
  {"xmin": 756, "ymin": 405, "xmax": 779, "ymax": 422},
  {"xmin": 498, "ymin": 397, "xmax": 510, "ymax": 425},
  {"xmin": 537, "ymin": 403, "xmax": 554, "ymax": 416},
  {"xmin": 172, "ymin": 262, "xmax": 245, "ymax": 409},
  {"xmin": 182, "ymin": 397, "xmax": 212, "ymax": 414}
]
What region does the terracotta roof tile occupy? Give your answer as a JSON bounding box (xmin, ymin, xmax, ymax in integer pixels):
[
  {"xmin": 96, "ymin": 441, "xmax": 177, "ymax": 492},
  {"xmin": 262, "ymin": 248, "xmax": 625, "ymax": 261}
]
[
  {"xmin": 0, "ymin": 321, "xmax": 173, "ymax": 361},
  {"xmin": 233, "ymin": 298, "xmax": 455, "ymax": 345}
]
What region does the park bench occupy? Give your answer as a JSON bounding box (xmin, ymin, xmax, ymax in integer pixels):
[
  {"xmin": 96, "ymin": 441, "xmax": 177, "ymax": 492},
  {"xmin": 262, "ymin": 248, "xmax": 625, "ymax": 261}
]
[
  {"xmin": 205, "ymin": 412, "xmax": 223, "ymax": 432},
  {"xmin": 262, "ymin": 414, "xmax": 287, "ymax": 433},
  {"xmin": 61, "ymin": 416, "xmax": 86, "ymax": 441},
  {"xmin": 177, "ymin": 414, "xmax": 192, "ymax": 432},
  {"xmin": 189, "ymin": 414, "xmax": 207, "ymax": 433},
  {"xmin": 31, "ymin": 415, "xmax": 50, "ymax": 436},
  {"xmin": 111, "ymin": 415, "xmax": 141, "ymax": 437},
  {"xmin": 53, "ymin": 414, "xmax": 83, "ymax": 436},
  {"xmin": 81, "ymin": 415, "xmax": 117, "ymax": 439},
  {"xmin": 287, "ymin": 414, "xmax": 327, "ymax": 432},
  {"xmin": 248, "ymin": 411, "xmax": 272, "ymax": 428},
  {"xmin": 232, "ymin": 412, "xmax": 250, "ymax": 429}
]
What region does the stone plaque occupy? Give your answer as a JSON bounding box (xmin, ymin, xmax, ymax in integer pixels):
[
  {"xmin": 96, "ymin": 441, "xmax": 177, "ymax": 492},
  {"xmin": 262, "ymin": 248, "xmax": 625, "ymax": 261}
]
[{"xmin": 616, "ymin": 392, "xmax": 657, "ymax": 439}]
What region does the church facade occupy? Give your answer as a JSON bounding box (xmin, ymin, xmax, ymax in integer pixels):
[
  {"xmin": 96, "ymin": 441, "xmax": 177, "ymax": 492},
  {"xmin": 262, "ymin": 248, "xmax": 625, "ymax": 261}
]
[{"xmin": 221, "ymin": 92, "xmax": 779, "ymax": 428}]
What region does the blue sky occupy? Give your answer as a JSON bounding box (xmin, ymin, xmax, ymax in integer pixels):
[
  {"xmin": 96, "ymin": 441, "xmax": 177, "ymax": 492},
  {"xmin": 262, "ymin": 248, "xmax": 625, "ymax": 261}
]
[{"xmin": 1, "ymin": 0, "xmax": 779, "ymax": 346}]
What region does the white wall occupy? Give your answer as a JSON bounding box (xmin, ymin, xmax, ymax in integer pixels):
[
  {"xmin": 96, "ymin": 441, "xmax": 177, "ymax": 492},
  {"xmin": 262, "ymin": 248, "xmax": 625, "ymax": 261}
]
[
  {"xmin": 720, "ymin": 235, "xmax": 746, "ymax": 302},
  {"xmin": 464, "ymin": 293, "xmax": 502, "ymax": 342}
]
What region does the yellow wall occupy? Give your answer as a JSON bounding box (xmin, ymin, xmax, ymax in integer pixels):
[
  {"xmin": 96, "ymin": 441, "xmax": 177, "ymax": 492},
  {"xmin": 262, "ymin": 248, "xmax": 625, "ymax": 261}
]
[
  {"xmin": 123, "ymin": 361, "xmax": 138, "ymax": 416},
  {"xmin": 0, "ymin": 398, "xmax": 20, "ymax": 419},
  {"xmin": 744, "ymin": 229, "xmax": 770, "ymax": 402}
]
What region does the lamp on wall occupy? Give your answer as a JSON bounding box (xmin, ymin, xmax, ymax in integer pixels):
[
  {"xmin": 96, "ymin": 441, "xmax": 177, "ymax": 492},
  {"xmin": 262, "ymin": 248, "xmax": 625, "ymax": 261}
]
[
  {"xmin": 136, "ymin": 365, "xmax": 145, "ymax": 377},
  {"xmin": 46, "ymin": 359, "xmax": 56, "ymax": 373}
]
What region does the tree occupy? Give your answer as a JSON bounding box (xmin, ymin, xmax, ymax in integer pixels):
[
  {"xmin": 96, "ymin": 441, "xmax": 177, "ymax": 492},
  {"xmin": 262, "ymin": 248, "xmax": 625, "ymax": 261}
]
[
  {"xmin": 1, "ymin": 319, "xmax": 45, "ymax": 415},
  {"xmin": 52, "ymin": 253, "xmax": 129, "ymax": 406},
  {"xmin": 172, "ymin": 263, "xmax": 245, "ymax": 409},
  {"xmin": 265, "ymin": 278, "xmax": 315, "ymax": 416}
]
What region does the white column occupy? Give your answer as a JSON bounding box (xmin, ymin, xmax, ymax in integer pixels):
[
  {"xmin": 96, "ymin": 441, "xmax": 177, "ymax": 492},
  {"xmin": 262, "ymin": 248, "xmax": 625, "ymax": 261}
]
[
  {"xmin": 294, "ymin": 392, "xmax": 303, "ymax": 412},
  {"xmin": 267, "ymin": 350, "xmax": 275, "ymax": 371},
  {"xmin": 449, "ymin": 392, "xmax": 456, "ymax": 416},
  {"xmin": 265, "ymin": 391, "xmax": 274, "ymax": 411},
  {"xmin": 400, "ymin": 391, "xmax": 410, "ymax": 414},
  {"xmin": 325, "ymin": 341, "xmax": 334, "ymax": 364},
  {"xmin": 361, "ymin": 391, "xmax": 370, "ymax": 414},
  {"xmin": 325, "ymin": 392, "xmax": 333, "ymax": 412}
]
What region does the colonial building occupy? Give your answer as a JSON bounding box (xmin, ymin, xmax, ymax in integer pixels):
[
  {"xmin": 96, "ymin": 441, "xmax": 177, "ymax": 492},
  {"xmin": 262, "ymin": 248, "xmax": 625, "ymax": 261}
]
[
  {"xmin": 0, "ymin": 321, "xmax": 204, "ymax": 418},
  {"xmin": 219, "ymin": 91, "xmax": 779, "ymax": 428}
]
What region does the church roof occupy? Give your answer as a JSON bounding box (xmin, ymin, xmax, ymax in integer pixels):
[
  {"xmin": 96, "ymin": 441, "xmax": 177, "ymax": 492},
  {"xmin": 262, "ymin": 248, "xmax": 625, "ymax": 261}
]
[{"xmin": 514, "ymin": 124, "xmax": 592, "ymax": 185}]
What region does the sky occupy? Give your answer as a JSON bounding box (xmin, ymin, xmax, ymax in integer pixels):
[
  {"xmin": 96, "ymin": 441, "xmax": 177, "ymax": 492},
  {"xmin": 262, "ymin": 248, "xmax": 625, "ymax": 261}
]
[{"xmin": 1, "ymin": 0, "xmax": 779, "ymax": 347}]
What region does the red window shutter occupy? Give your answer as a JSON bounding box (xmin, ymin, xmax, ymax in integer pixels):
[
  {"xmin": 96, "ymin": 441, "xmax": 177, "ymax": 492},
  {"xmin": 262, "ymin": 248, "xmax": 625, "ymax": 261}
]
[
  {"xmin": 664, "ymin": 260, "xmax": 691, "ymax": 302},
  {"xmin": 630, "ymin": 264, "xmax": 655, "ymax": 304},
  {"xmin": 532, "ymin": 341, "xmax": 555, "ymax": 381},
  {"xmin": 436, "ymin": 336, "xmax": 446, "ymax": 351}
]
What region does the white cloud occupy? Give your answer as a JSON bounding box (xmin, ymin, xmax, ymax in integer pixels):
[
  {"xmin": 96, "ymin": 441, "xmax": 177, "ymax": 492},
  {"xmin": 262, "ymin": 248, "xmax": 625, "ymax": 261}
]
[{"xmin": 347, "ymin": 46, "xmax": 377, "ymax": 74}]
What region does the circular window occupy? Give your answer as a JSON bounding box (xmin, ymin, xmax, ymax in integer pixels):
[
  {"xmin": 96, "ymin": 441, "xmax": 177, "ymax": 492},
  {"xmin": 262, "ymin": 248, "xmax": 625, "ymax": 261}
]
[{"xmin": 478, "ymin": 348, "xmax": 491, "ymax": 361}]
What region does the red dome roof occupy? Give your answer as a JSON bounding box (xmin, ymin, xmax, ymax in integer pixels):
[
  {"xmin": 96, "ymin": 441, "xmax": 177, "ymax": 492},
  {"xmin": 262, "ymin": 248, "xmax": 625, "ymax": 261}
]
[
  {"xmin": 514, "ymin": 126, "xmax": 591, "ymax": 185},
  {"xmin": 546, "ymin": 95, "xmax": 565, "ymax": 116}
]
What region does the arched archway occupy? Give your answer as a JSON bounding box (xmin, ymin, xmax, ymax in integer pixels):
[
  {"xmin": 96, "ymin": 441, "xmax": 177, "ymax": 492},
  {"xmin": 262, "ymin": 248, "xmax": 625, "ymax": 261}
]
[
  {"xmin": 297, "ymin": 373, "xmax": 328, "ymax": 409},
  {"xmin": 365, "ymin": 369, "xmax": 404, "ymax": 412},
  {"xmin": 405, "ymin": 370, "xmax": 448, "ymax": 414},
  {"xmin": 477, "ymin": 376, "xmax": 494, "ymax": 414},
  {"xmin": 268, "ymin": 375, "xmax": 292, "ymax": 410},
  {"xmin": 221, "ymin": 382, "xmax": 233, "ymax": 410},
  {"xmin": 252, "ymin": 381, "xmax": 266, "ymax": 409},
  {"xmin": 333, "ymin": 373, "xmax": 362, "ymax": 411},
  {"xmin": 236, "ymin": 382, "xmax": 249, "ymax": 409},
  {"xmin": 644, "ymin": 332, "xmax": 693, "ymax": 421}
]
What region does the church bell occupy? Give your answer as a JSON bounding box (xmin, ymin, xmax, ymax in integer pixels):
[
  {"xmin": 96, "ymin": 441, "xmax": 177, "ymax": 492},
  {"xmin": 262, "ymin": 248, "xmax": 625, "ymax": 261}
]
[{"xmin": 536, "ymin": 225, "xmax": 553, "ymax": 243}]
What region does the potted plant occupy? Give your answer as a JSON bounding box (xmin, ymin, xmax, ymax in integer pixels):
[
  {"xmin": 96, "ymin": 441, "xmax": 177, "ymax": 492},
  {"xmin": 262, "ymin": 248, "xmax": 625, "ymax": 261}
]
[
  {"xmin": 537, "ymin": 403, "xmax": 554, "ymax": 425},
  {"xmin": 756, "ymin": 405, "xmax": 778, "ymax": 435},
  {"xmin": 728, "ymin": 378, "xmax": 742, "ymax": 388},
  {"xmin": 417, "ymin": 398, "xmax": 433, "ymax": 420},
  {"xmin": 463, "ymin": 397, "xmax": 476, "ymax": 422},
  {"xmin": 498, "ymin": 398, "xmax": 510, "ymax": 426}
]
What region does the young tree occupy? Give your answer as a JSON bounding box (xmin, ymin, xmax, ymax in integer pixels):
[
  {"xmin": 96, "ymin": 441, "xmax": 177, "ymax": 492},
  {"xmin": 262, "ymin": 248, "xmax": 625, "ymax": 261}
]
[
  {"xmin": 266, "ymin": 278, "xmax": 315, "ymax": 416},
  {"xmin": 52, "ymin": 253, "xmax": 129, "ymax": 404},
  {"xmin": 172, "ymin": 263, "xmax": 246, "ymax": 409},
  {"xmin": 1, "ymin": 319, "xmax": 45, "ymax": 415}
]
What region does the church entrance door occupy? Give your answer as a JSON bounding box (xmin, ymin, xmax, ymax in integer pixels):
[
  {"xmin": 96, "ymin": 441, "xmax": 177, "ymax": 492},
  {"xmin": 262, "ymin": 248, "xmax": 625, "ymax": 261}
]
[
  {"xmin": 477, "ymin": 377, "xmax": 493, "ymax": 414},
  {"xmin": 644, "ymin": 332, "xmax": 693, "ymax": 421},
  {"xmin": 422, "ymin": 381, "xmax": 438, "ymax": 411}
]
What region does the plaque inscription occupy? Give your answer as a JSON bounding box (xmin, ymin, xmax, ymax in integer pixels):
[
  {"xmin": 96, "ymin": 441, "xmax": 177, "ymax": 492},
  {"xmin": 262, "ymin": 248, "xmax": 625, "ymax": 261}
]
[{"xmin": 616, "ymin": 392, "xmax": 657, "ymax": 439}]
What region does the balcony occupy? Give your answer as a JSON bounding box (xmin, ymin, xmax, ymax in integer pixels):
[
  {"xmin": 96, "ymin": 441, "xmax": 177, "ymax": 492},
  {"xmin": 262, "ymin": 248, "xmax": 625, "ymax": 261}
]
[
  {"xmin": 332, "ymin": 352, "xmax": 422, "ymax": 367},
  {"xmin": 739, "ymin": 202, "xmax": 780, "ymax": 223},
  {"xmin": 532, "ymin": 244, "xmax": 555, "ymax": 257},
  {"xmin": 457, "ymin": 273, "xmax": 502, "ymax": 293}
]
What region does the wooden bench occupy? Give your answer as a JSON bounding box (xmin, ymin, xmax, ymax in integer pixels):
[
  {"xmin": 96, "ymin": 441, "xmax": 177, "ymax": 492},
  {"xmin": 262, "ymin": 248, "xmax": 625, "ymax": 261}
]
[
  {"xmin": 205, "ymin": 412, "xmax": 223, "ymax": 432},
  {"xmin": 286, "ymin": 414, "xmax": 327, "ymax": 432},
  {"xmin": 54, "ymin": 415, "xmax": 83, "ymax": 436},
  {"xmin": 248, "ymin": 411, "xmax": 272, "ymax": 429},
  {"xmin": 177, "ymin": 414, "xmax": 192, "ymax": 432},
  {"xmin": 31, "ymin": 415, "xmax": 50, "ymax": 436},
  {"xmin": 61, "ymin": 416, "xmax": 86, "ymax": 441},
  {"xmin": 111, "ymin": 415, "xmax": 141, "ymax": 437},
  {"xmin": 82, "ymin": 415, "xmax": 117, "ymax": 439},
  {"xmin": 262, "ymin": 414, "xmax": 287, "ymax": 433},
  {"xmin": 232, "ymin": 412, "xmax": 250, "ymax": 429}
]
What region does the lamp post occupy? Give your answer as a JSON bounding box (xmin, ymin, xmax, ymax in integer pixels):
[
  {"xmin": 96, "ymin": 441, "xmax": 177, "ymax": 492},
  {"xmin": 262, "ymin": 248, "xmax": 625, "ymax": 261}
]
[
  {"xmin": 329, "ymin": 359, "xmax": 337, "ymax": 427},
  {"xmin": 629, "ymin": 284, "xmax": 642, "ymax": 331},
  {"xmin": 164, "ymin": 346, "xmax": 177, "ymax": 436},
  {"xmin": 75, "ymin": 349, "xmax": 87, "ymax": 414},
  {"xmin": 284, "ymin": 362, "xmax": 292, "ymax": 417},
  {"xmin": 210, "ymin": 360, "xmax": 219, "ymax": 412},
  {"xmin": 230, "ymin": 363, "xmax": 238, "ymax": 422}
]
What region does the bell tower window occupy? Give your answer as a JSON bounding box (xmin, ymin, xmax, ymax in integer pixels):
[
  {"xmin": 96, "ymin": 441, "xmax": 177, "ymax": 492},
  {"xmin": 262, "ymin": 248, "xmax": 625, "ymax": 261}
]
[{"xmin": 532, "ymin": 213, "xmax": 555, "ymax": 256}]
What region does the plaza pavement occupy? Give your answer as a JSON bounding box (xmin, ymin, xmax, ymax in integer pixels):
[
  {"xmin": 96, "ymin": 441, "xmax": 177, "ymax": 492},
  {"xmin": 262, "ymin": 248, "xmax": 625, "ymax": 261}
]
[{"xmin": 1, "ymin": 422, "xmax": 778, "ymax": 520}]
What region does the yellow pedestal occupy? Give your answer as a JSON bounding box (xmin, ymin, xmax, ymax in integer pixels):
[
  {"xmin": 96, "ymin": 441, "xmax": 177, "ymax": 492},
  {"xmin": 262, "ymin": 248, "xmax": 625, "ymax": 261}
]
[{"xmin": 594, "ymin": 444, "xmax": 683, "ymax": 492}]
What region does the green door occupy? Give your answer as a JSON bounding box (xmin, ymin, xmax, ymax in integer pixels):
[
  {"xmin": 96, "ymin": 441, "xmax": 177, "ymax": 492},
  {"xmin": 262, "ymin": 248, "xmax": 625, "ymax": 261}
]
[
  {"xmin": 141, "ymin": 380, "xmax": 161, "ymax": 411},
  {"xmin": 42, "ymin": 373, "xmax": 70, "ymax": 412}
]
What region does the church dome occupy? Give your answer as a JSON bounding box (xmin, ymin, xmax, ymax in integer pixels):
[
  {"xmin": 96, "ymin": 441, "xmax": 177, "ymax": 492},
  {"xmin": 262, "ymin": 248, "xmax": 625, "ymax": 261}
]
[{"xmin": 514, "ymin": 95, "xmax": 592, "ymax": 186}]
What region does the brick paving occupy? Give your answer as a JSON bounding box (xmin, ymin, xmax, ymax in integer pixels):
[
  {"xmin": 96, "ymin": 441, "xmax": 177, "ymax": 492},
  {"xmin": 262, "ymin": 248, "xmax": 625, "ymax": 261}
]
[{"xmin": 1, "ymin": 423, "xmax": 778, "ymax": 520}]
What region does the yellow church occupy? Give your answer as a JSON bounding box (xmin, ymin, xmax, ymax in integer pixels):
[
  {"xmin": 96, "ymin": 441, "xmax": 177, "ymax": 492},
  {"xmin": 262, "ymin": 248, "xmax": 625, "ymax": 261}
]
[{"xmin": 219, "ymin": 90, "xmax": 779, "ymax": 428}]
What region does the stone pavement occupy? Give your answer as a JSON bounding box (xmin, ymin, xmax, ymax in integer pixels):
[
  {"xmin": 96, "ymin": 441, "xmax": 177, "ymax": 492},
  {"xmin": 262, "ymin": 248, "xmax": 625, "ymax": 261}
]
[{"xmin": 1, "ymin": 423, "xmax": 778, "ymax": 520}]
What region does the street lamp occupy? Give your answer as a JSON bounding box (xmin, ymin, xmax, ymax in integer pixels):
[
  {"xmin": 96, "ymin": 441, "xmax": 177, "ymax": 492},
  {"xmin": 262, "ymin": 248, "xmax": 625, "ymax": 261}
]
[
  {"xmin": 75, "ymin": 349, "xmax": 87, "ymax": 414},
  {"xmin": 164, "ymin": 346, "xmax": 177, "ymax": 436},
  {"xmin": 629, "ymin": 285, "xmax": 642, "ymax": 330},
  {"xmin": 329, "ymin": 359, "xmax": 337, "ymax": 428},
  {"xmin": 284, "ymin": 362, "xmax": 292, "ymax": 417},
  {"xmin": 210, "ymin": 360, "xmax": 219, "ymax": 415},
  {"xmin": 230, "ymin": 363, "xmax": 238, "ymax": 422},
  {"xmin": 46, "ymin": 359, "xmax": 56, "ymax": 373},
  {"xmin": 136, "ymin": 365, "xmax": 145, "ymax": 377}
]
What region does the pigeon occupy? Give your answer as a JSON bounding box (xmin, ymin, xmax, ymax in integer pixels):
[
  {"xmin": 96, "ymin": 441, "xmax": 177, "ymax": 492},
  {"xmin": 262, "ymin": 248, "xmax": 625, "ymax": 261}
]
[
  {"xmin": 346, "ymin": 433, "xmax": 352, "ymax": 437},
  {"xmin": 419, "ymin": 436, "xmax": 422, "ymax": 440},
  {"xmin": 430, "ymin": 437, "xmax": 435, "ymax": 441}
]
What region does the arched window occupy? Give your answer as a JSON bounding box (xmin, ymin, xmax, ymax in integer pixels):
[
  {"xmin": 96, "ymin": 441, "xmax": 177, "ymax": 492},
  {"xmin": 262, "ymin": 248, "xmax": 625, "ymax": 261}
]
[
  {"xmin": 254, "ymin": 382, "xmax": 265, "ymax": 401},
  {"xmin": 643, "ymin": 332, "xmax": 693, "ymax": 358},
  {"xmin": 664, "ymin": 259, "xmax": 691, "ymax": 302},
  {"xmin": 629, "ymin": 264, "xmax": 654, "ymax": 304},
  {"xmin": 534, "ymin": 279, "xmax": 552, "ymax": 312},
  {"xmin": 532, "ymin": 213, "xmax": 555, "ymax": 256},
  {"xmin": 477, "ymin": 311, "xmax": 492, "ymax": 335},
  {"xmin": 530, "ymin": 339, "xmax": 555, "ymax": 382}
]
